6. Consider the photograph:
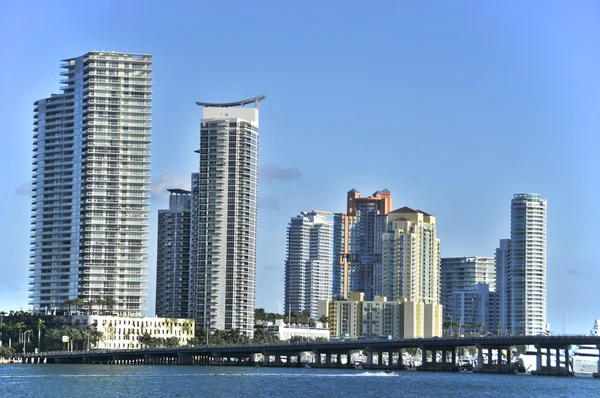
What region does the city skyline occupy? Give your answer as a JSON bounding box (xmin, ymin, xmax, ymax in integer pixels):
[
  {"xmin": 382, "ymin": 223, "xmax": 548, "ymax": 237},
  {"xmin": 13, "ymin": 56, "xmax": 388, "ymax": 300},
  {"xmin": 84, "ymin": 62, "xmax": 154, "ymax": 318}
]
[{"xmin": 1, "ymin": 1, "xmax": 599, "ymax": 334}]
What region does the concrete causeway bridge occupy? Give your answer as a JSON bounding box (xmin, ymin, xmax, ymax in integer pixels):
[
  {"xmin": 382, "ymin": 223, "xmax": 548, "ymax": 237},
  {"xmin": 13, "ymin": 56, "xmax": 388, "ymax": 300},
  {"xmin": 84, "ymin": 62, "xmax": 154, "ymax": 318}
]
[{"xmin": 21, "ymin": 335, "xmax": 600, "ymax": 377}]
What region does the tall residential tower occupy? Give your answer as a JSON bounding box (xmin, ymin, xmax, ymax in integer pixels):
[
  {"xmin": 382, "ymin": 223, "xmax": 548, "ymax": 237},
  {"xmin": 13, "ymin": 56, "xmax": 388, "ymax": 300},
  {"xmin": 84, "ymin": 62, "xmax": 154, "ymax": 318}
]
[
  {"xmin": 30, "ymin": 51, "xmax": 152, "ymax": 316},
  {"xmin": 284, "ymin": 211, "xmax": 333, "ymax": 318},
  {"xmin": 510, "ymin": 193, "xmax": 547, "ymax": 335},
  {"xmin": 333, "ymin": 189, "xmax": 392, "ymax": 300},
  {"xmin": 155, "ymin": 189, "xmax": 192, "ymax": 318},
  {"xmin": 191, "ymin": 96, "xmax": 265, "ymax": 337}
]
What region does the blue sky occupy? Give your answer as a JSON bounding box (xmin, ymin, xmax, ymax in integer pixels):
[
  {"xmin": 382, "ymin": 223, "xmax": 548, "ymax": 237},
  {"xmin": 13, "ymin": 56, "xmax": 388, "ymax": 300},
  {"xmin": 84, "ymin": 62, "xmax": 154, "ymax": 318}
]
[{"xmin": 1, "ymin": 1, "xmax": 598, "ymax": 334}]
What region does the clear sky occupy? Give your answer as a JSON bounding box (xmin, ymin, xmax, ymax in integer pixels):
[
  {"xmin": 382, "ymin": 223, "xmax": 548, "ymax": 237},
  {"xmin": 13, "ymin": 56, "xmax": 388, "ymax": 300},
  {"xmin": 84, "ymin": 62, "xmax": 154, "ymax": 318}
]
[{"xmin": 1, "ymin": 1, "xmax": 598, "ymax": 334}]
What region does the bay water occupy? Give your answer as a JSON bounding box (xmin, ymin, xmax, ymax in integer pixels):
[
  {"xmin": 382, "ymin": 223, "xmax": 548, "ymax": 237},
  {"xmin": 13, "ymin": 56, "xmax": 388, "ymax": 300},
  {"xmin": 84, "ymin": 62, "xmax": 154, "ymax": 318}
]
[{"xmin": 1, "ymin": 364, "xmax": 598, "ymax": 397}]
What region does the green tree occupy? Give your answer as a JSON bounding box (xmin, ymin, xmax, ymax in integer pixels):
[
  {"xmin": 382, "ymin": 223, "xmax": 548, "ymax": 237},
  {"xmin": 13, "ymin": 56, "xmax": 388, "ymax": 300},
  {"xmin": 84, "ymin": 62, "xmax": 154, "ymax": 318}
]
[
  {"xmin": 318, "ymin": 315, "xmax": 329, "ymax": 326},
  {"xmin": 255, "ymin": 308, "xmax": 267, "ymax": 322},
  {"xmin": 252, "ymin": 328, "xmax": 279, "ymax": 344},
  {"xmin": 37, "ymin": 318, "xmax": 46, "ymax": 352},
  {"xmin": 105, "ymin": 297, "xmax": 117, "ymax": 315},
  {"xmin": 14, "ymin": 322, "xmax": 26, "ymax": 343},
  {"xmin": 0, "ymin": 346, "xmax": 16, "ymax": 358}
]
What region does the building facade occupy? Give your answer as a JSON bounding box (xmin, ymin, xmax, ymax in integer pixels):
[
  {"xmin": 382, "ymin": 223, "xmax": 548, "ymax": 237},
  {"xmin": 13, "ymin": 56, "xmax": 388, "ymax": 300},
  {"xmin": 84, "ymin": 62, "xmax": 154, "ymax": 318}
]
[
  {"xmin": 191, "ymin": 97, "xmax": 265, "ymax": 337},
  {"xmin": 319, "ymin": 292, "xmax": 441, "ymax": 339},
  {"xmin": 380, "ymin": 206, "xmax": 443, "ymax": 337},
  {"xmin": 333, "ymin": 189, "xmax": 392, "ymax": 300},
  {"xmin": 155, "ymin": 189, "xmax": 192, "ymax": 318},
  {"xmin": 495, "ymin": 239, "xmax": 511, "ymax": 333},
  {"xmin": 440, "ymin": 257, "xmax": 495, "ymax": 322},
  {"xmin": 510, "ymin": 193, "xmax": 547, "ymax": 335},
  {"xmin": 264, "ymin": 320, "xmax": 330, "ymax": 341},
  {"xmin": 382, "ymin": 207, "xmax": 441, "ymax": 304},
  {"xmin": 284, "ymin": 211, "xmax": 333, "ymax": 318},
  {"xmin": 449, "ymin": 283, "xmax": 498, "ymax": 335},
  {"xmin": 30, "ymin": 51, "xmax": 152, "ymax": 316},
  {"xmin": 73, "ymin": 315, "xmax": 194, "ymax": 349}
]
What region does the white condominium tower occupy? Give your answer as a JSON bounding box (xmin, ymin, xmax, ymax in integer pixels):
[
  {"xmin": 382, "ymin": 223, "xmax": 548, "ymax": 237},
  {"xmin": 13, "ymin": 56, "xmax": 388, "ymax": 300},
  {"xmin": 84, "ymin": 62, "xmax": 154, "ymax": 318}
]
[
  {"xmin": 440, "ymin": 256, "xmax": 496, "ymax": 320},
  {"xmin": 30, "ymin": 51, "xmax": 152, "ymax": 316},
  {"xmin": 510, "ymin": 193, "xmax": 547, "ymax": 335},
  {"xmin": 192, "ymin": 96, "xmax": 265, "ymax": 337},
  {"xmin": 284, "ymin": 211, "xmax": 333, "ymax": 318}
]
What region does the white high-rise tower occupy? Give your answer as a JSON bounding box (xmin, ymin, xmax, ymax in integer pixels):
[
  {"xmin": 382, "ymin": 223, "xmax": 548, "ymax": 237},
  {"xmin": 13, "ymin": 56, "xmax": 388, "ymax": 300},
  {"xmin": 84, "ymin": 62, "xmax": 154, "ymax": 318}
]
[
  {"xmin": 284, "ymin": 211, "xmax": 333, "ymax": 318},
  {"xmin": 191, "ymin": 96, "xmax": 265, "ymax": 337},
  {"xmin": 510, "ymin": 193, "xmax": 547, "ymax": 335},
  {"xmin": 30, "ymin": 51, "xmax": 152, "ymax": 316}
]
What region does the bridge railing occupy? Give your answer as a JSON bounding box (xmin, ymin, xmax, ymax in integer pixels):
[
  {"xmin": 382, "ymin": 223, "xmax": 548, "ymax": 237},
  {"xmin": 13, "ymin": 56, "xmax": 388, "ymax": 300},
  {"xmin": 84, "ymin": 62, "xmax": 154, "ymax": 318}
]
[{"xmin": 24, "ymin": 334, "xmax": 599, "ymax": 358}]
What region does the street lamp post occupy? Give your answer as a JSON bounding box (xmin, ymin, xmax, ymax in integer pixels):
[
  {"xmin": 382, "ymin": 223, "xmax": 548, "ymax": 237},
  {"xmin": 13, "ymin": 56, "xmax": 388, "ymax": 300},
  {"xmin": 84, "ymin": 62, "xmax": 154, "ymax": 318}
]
[
  {"xmin": 82, "ymin": 331, "xmax": 90, "ymax": 351},
  {"xmin": 23, "ymin": 330, "xmax": 33, "ymax": 355}
]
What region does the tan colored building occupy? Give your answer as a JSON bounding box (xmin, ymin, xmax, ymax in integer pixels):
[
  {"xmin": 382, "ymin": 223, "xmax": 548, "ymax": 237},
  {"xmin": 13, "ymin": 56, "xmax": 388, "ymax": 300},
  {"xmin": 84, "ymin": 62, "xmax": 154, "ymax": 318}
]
[
  {"xmin": 319, "ymin": 293, "xmax": 442, "ymax": 339},
  {"xmin": 380, "ymin": 206, "xmax": 442, "ymax": 337},
  {"xmin": 333, "ymin": 189, "xmax": 393, "ymax": 300}
]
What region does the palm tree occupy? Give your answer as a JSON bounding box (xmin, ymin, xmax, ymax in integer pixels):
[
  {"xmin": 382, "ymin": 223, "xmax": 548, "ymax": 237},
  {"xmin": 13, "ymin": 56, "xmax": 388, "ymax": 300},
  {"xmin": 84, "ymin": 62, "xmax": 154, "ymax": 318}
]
[
  {"xmin": 37, "ymin": 318, "xmax": 46, "ymax": 352},
  {"xmin": 63, "ymin": 299, "xmax": 75, "ymax": 315},
  {"xmin": 14, "ymin": 322, "xmax": 26, "ymax": 344},
  {"xmin": 73, "ymin": 297, "xmax": 86, "ymax": 315}
]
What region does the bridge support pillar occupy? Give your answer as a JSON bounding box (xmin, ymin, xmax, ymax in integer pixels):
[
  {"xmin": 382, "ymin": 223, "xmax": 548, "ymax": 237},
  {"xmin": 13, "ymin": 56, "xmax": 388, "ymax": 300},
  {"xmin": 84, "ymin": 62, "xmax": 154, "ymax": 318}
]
[
  {"xmin": 398, "ymin": 349, "xmax": 405, "ymax": 370},
  {"xmin": 367, "ymin": 351, "xmax": 373, "ymax": 366},
  {"xmin": 314, "ymin": 351, "xmax": 321, "ymax": 366},
  {"xmin": 536, "ymin": 346, "xmax": 542, "ymax": 372}
]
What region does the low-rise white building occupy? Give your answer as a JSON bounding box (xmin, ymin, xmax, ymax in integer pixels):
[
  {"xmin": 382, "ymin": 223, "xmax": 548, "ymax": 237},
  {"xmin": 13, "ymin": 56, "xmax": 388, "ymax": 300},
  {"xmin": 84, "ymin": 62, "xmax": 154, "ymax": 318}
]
[
  {"xmin": 72, "ymin": 315, "xmax": 195, "ymax": 349},
  {"xmin": 265, "ymin": 320, "xmax": 330, "ymax": 341}
]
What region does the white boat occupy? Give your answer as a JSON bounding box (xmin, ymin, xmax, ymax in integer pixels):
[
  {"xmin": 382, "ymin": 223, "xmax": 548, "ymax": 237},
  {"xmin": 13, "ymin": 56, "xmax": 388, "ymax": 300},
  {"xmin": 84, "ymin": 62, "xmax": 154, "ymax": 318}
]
[
  {"xmin": 517, "ymin": 346, "xmax": 566, "ymax": 373},
  {"xmin": 572, "ymin": 345, "xmax": 599, "ymax": 375},
  {"xmin": 572, "ymin": 320, "xmax": 600, "ymax": 375}
]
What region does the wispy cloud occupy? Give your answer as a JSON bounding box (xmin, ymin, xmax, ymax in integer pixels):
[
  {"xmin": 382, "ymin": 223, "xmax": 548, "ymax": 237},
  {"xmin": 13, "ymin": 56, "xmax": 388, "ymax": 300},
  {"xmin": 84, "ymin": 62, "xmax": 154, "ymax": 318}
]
[
  {"xmin": 151, "ymin": 174, "xmax": 190, "ymax": 201},
  {"xmin": 258, "ymin": 196, "xmax": 280, "ymax": 211},
  {"xmin": 260, "ymin": 164, "xmax": 302, "ymax": 183},
  {"xmin": 15, "ymin": 183, "xmax": 31, "ymax": 196}
]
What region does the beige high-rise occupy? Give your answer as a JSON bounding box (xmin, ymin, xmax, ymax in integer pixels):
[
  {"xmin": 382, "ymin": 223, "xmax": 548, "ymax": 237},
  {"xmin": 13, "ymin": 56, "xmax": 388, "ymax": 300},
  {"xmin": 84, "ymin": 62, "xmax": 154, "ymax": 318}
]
[{"xmin": 381, "ymin": 206, "xmax": 442, "ymax": 337}]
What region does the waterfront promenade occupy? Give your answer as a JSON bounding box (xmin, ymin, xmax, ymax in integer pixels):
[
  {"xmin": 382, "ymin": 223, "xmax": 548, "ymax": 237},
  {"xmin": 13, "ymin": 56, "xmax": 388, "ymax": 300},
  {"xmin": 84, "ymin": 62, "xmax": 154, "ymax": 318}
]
[{"xmin": 17, "ymin": 335, "xmax": 600, "ymax": 377}]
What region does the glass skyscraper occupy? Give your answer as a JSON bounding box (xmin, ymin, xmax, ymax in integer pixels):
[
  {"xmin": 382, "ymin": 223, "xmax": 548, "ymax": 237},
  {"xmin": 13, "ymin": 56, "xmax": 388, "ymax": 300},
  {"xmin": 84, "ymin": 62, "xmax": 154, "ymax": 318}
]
[
  {"xmin": 30, "ymin": 51, "xmax": 152, "ymax": 316},
  {"xmin": 155, "ymin": 189, "xmax": 192, "ymax": 318}
]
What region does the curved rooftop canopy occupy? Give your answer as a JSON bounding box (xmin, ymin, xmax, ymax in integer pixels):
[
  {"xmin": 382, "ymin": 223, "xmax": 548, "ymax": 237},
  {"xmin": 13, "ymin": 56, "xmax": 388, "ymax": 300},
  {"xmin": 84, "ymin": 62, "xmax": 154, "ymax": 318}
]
[{"xmin": 196, "ymin": 95, "xmax": 266, "ymax": 108}]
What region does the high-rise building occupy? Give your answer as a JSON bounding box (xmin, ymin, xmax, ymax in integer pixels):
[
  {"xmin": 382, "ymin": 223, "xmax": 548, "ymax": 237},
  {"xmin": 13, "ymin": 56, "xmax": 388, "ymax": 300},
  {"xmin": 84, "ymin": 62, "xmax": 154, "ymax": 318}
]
[
  {"xmin": 381, "ymin": 206, "xmax": 443, "ymax": 337},
  {"xmin": 155, "ymin": 189, "xmax": 192, "ymax": 318},
  {"xmin": 510, "ymin": 193, "xmax": 547, "ymax": 335},
  {"xmin": 495, "ymin": 239, "xmax": 511, "ymax": 333},
  {"xmin": 333, "ymin": 189, "xmax": 392, "ymax": 299},
  {"xmin": 30, "ymin": 51, "xmax": 152, "ymax": 316},
  {"xmin": 440, "ymin": 257, "xmax": 495, "ymax": 322},
  {"xmin": 382, "ymin": 207, "xmax": 440, "ymax": 304},
  {"xmin": 449, "ymin": 283, "xmax": 498, "ymax": 335},
  {"xmin": 284, "ymin": 211, "xmax": 333, "ymax": 318},
  {"xmin": 191, "ymin": 96, "xmax": 265, "ymax": 337}
]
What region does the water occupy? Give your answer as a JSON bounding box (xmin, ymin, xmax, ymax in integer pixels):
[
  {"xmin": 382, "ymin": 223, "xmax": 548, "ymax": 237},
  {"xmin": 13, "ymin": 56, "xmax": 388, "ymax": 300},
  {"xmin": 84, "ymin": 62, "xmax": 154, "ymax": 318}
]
[{"xmin": 1, "ymin": 365, "xmax": 598, "ymax": 397}]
